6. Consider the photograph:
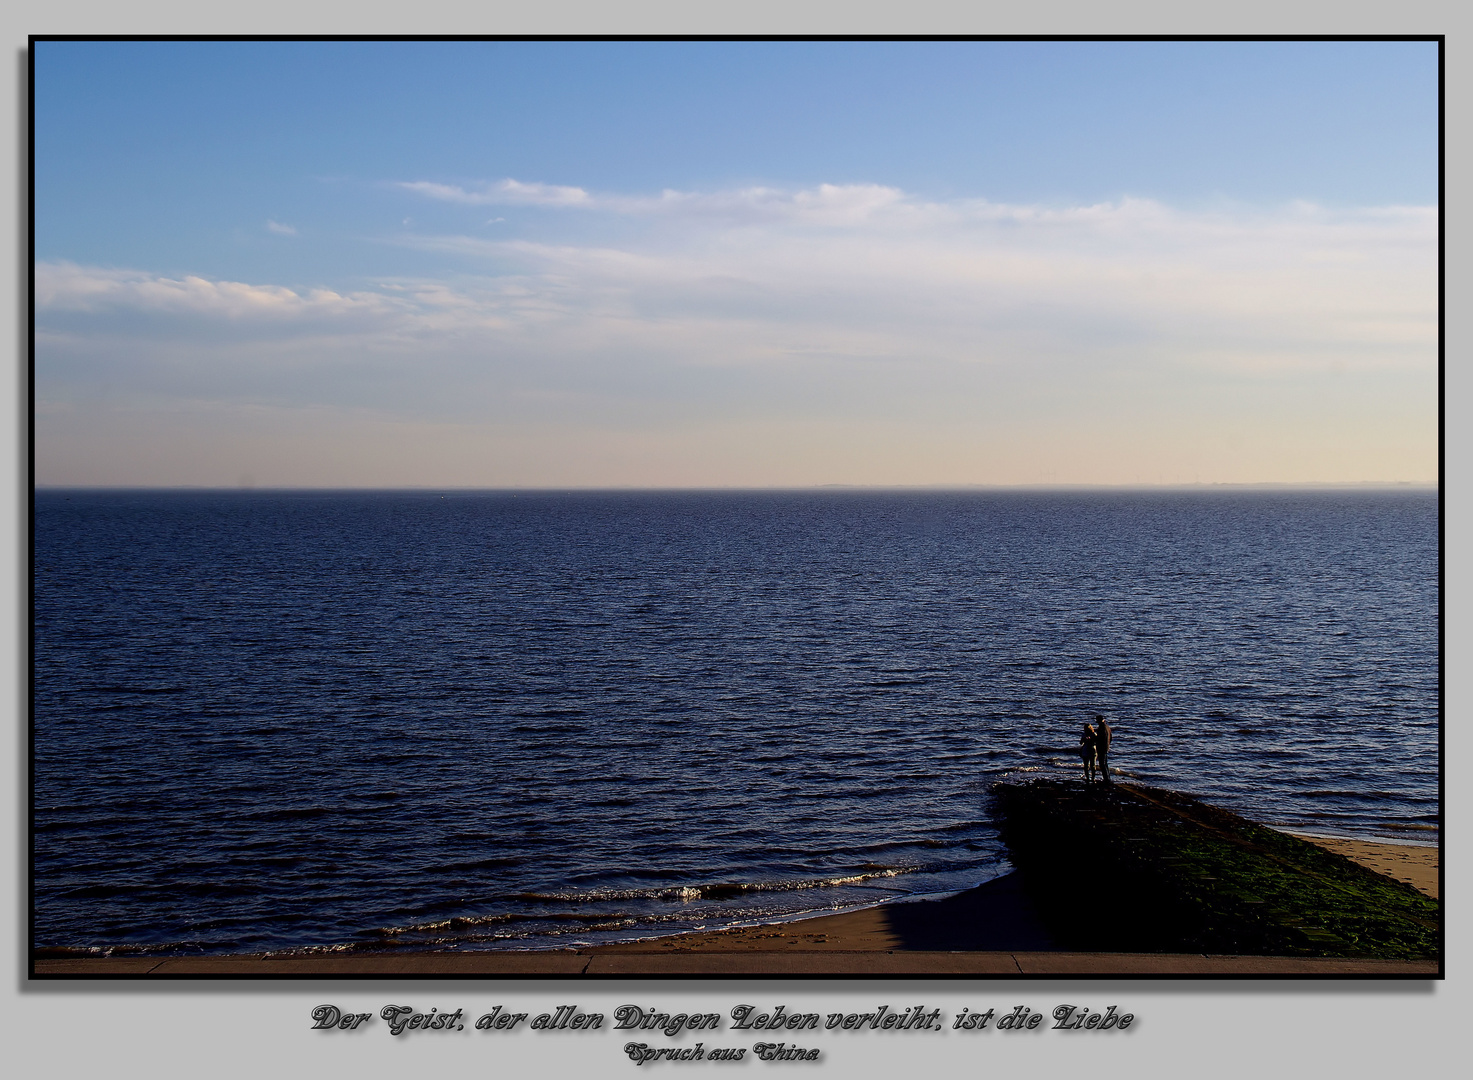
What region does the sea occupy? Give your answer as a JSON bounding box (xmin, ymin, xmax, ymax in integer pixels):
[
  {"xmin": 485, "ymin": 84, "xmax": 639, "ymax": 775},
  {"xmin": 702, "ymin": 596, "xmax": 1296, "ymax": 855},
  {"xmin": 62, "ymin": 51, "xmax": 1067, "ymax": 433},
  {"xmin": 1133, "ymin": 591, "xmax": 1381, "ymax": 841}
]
[{"xmin": 32, "ymin": 488, "xmax": 1439, "ymax": 957}]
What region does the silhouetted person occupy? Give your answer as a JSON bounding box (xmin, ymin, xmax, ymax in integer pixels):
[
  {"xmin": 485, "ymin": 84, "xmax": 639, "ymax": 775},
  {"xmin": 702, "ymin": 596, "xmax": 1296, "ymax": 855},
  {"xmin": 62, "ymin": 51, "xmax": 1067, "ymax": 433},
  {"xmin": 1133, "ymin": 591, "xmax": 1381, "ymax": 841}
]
[
  {"xmin": 1094, "ymin": 715, "xmax": 1112, "ymax": 783},
  {"xmin": 1079, "ymin": 723, "xmax": 1097, "ymax": 782}
]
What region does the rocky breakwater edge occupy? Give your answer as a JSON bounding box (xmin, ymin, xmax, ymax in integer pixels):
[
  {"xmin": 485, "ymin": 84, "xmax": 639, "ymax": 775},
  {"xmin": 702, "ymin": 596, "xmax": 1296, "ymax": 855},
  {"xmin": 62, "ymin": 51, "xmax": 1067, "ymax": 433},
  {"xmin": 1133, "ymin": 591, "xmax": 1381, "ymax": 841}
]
[{"xmin": 990, "ymin": 778, "xmax": 1440, "ymax": 962}]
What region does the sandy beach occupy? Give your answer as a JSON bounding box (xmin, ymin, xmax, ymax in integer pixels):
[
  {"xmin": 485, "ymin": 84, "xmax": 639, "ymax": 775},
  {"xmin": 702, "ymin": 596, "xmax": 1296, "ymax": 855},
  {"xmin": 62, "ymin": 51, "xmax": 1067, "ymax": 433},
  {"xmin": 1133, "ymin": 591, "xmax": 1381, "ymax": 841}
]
[
  {"xmin": 33, "ymin": 833, "xmax": 1438, "ymax": 977},
  {"xmin": 1289, "ymin": 834, "xmax": 1439, "ymax": 898}
]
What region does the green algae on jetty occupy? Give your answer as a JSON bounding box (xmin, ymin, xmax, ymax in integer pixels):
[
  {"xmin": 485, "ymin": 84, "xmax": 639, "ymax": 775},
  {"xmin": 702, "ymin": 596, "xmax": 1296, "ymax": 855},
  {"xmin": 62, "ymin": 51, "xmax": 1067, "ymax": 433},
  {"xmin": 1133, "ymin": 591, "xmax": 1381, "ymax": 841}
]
[{"xmin": 991, "ymin": 780, "xmax": 1439, "ymax": 961}]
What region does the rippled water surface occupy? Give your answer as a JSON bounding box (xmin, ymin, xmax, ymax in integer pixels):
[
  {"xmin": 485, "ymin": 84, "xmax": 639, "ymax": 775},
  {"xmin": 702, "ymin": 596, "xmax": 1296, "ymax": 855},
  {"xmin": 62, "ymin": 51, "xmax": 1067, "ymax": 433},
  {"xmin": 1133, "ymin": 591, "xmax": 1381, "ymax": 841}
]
[{"xmin": 33, "ymin": 490, "xmax": 1439, "ymax": 955}]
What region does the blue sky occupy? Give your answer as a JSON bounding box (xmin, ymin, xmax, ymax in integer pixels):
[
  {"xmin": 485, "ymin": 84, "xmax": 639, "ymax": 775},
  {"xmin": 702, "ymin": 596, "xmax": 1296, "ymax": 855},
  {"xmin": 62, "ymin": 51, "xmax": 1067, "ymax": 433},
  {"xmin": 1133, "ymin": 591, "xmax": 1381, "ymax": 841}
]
[{"xmin": 34, "ymin": 40, "xmax": 1439, "ymax": 486}]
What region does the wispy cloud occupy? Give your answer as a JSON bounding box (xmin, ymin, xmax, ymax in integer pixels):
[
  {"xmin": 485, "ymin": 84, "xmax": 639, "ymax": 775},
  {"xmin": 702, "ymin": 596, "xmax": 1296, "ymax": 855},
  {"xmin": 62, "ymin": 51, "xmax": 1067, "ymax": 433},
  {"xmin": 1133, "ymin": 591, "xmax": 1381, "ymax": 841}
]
[
  {"xmin": 398, "ymin": 178, "xmax": 592, "ymax": 207},
  {"xmin": 266, "ymin": 220, "xmax": 297, "ymax": 236},
  {"xmin": 34, "ymin": 183, "xmax": 1437, "ymax": 485},
  {"xmin": 397, "ymin": 177, "xmax": 1439, "ymax": 244},
  {"xmin": 38, "ymin": 187, "xmax": 1435, "ymax": 371},
  {"xmin": 378, "ymin": 189, "xmax": 1435, "ymax": 372},
  {"xmin": 35, "ymin": 262, "xmax": 396, "ymax": 322},
  {"xmin": 400, "ymin": 177, "xmax": 915, "ymax": 225}
]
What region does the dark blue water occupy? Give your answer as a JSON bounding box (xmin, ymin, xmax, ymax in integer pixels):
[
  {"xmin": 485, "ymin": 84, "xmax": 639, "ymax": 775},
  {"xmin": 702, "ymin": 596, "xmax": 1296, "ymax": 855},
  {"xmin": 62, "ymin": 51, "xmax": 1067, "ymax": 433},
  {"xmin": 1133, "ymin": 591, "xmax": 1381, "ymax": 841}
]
[{"xmin": 32, "ymin": 490, "xmax": 1439, "ymax": 956}]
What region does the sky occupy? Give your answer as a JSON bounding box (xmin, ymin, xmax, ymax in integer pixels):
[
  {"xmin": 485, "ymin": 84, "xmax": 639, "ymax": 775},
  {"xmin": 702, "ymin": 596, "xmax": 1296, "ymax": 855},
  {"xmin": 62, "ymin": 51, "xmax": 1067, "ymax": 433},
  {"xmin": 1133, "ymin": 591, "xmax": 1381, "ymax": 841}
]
[{"xmin": 32, "ymin": 39, "xmax": 1440, "ymax": 487}]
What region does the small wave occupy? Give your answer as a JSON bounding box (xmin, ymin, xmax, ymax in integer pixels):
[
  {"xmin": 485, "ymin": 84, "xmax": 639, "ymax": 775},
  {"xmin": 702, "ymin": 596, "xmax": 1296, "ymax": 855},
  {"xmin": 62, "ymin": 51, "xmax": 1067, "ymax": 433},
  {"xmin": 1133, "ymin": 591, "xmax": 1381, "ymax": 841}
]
[
  {"xmin": 508, "ymin": 867, "xmax": 917, "ymax": 906},
  {"xmin": 241, "ymin": 806, "xmax": 333, "ymax": 822},
  {"xmin": 57, "ymin": 883, "xmax": 157, "ymax": 900},
  {"xmin": 418, "ymin": 857, "xmax": 525, "ymax": 874},
  {"xmin": 1300, "ymin": 789, "xmax": 1430, "ymax": 803},
  {"xmin": 79, "ymin": 685, "xmax": 184, "ymax": 695},
  {"xmin": 33, "ymin": 939, "xmax": 216, "ymax": 958},
  {"xmin": 365, "ymin": 910, "xmax": 630, "ymax": 937}
]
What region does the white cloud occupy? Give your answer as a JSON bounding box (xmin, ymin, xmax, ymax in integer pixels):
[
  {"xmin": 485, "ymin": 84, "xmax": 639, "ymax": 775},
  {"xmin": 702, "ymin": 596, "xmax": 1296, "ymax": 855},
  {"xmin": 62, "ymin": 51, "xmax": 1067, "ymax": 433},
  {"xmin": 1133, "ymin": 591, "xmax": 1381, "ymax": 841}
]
[{"xmin": 266, "ymin": 220, "xmax": 297, "ymax": 236}]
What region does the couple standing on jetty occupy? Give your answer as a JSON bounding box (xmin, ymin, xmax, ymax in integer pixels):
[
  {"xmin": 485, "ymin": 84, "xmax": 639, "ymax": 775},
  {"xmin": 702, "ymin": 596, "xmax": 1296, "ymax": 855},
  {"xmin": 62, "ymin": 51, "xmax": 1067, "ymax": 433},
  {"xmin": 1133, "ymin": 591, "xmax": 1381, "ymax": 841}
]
[{"xmin": 1079, "ymin": 716, "xmax": 1112, "ymax": 783}]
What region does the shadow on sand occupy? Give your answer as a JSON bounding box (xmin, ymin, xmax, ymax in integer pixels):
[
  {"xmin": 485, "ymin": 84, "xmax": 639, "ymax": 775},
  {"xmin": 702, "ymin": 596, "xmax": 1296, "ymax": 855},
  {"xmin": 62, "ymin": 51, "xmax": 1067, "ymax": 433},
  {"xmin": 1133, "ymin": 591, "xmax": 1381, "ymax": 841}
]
[{"xmin": 870, "ymin": 871, "xmax": 1057, "ymax": 951}]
